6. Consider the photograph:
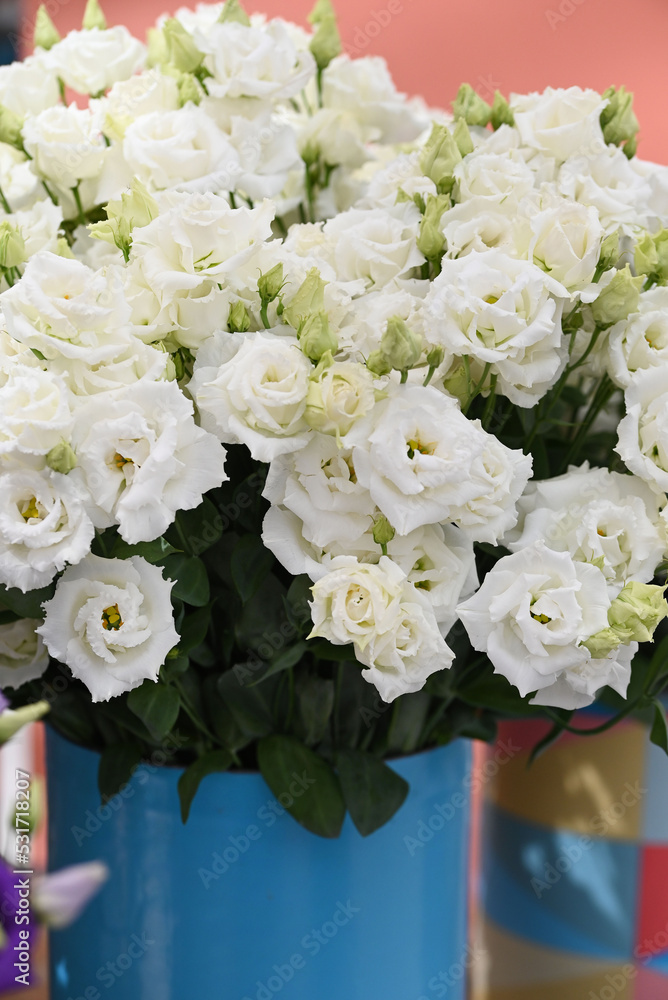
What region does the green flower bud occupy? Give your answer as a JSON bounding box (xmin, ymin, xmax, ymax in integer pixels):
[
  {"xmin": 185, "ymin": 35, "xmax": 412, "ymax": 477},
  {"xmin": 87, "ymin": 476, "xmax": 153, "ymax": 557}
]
[
  {"xmin": 46, "ymin": 442, "xmax": 78, "ymax": 474},
  {"xmin": 419, "ymin": 124, "xmax": 461, "ymax": 195},
  {"xmin": 0, "ymin": 222, "xmax": 25, "ymax": 270},
  {"xmin": 634, "ymin": 232, "xmax": 659, "ymax": 278},
  {"xmin": 417, "ymin": 194, "xmax": 450, "ymax": 262},
  {"xmin": 176, "ymin": 72, "xmax": 202, "ymax": 107},
  {"xmin": 379, "ymin": 315, "xmax": 423, "ymax": 373},
  {"xmin": 590, "ymin": 265, "xmax": 643, "ymax": 326},
  {"xmin": 228, "ymin": 300, "xmax": 251, "ymax": 333},
  {"xmin": 372, "ymin": 514, "xmax": 395, "ymax": 549},
  {"xmin": 163, "ymin": 18, "xmax": 204, "ymax": 75},
  {"xmin": 601, "ymin": 86, "xmax": 639, "ymax": 149},
  {"xmin": 452, "ymin": 83, "xmax": 491, "ymax": 128},
  {"xmin": 453, "ymin": 117, "xmax": 474, "ymax": 157},
  {"xmin": 299, "ymin": 310, "xmax": 338, "ymax": 362},
  {"xmin": 33, "ymin": 5, "xmax": 61, "ymax": 50},
  {"xmin": 55, "ymin": 237, "xmax": 74, "ymax": 259},
  {"xmin": 0, "ymin": 701, "xmax": 50, "ymax": 745},
  {"xmin": 583, "ymin": 627, "xmax": 623, "ymax": 659},
  {"xmin": 654, "ymin": 230, "xmax": 668, "ymax": 280},
  {"xmin": 284, "ymin": 268, "xmax": 326, "ymax": 330},
  {"xmin": 366, "ymin": 350, "xmax": 392, "ymax": 377},
  {"xmin": 623, "ymin": 134, "xmax": 638, "ymax": 160},
  {"xmin": 89, "ymin": 178, "xmax": 158, "ymax": 258},
  {"xmin": 146, "ymin": 27, "xmax": 169, "ymax": 68},
  {"xmin": 219, "ymin": 0, "xmax": 251, "ymax": 25},
  {"xmin": 82, "ymin": 0, "xmax": 107, "ymax": 31},
  {"xmin": 258, "ymin": 263, "xmax": 284, "ymax": 304},
  {"xmin": 308, "ymin": 0, "xmax": 342, "ymax": 71},
  {"xmin": 607, "ymin": 581, "xmax": 668, "ymax": 644},
  {"xmin": 598, "ymin": 230, "xmax": 620, "ymax": 272},
  {"xmin": 442, "ymin": 361, "xmax": 470, "ymax": 404},
  {"xmin": 490, "ymin": 90, "xmax": 515, "ymax": 130},
  {"xmin": 426, "ymin": 344, "xmax": 445, "ymax": 370},
  {"xmin": 0, "ymin": 104, "xmax": 24, "ymax": 150}
]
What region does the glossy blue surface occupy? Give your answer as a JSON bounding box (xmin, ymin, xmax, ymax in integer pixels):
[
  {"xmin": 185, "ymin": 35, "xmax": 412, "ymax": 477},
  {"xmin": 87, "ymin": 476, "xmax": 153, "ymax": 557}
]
[{"xmin": 47, "ymin": 730, "xmax": 471, "ymax": 1000}]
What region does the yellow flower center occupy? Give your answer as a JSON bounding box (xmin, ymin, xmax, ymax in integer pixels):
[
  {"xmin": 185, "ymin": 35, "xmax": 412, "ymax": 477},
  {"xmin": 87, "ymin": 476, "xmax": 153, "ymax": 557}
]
[
  {"xmin": 20, "ymin": 496, "xmax": 42, "ymax": 521},
  {"xmin": 101, "ymin": 604, "xmax": 124, "ymax": 631},
  {"xmin": 407, "ymin": 438, "xmax": 435, "ymax": 459},
  {"xmin": 531, "ymin": 611, "xmax": 552, "ymax": 624},
  {"xmin": 113, "ymin": 452, "xmax": 132, "ymax": 471}
]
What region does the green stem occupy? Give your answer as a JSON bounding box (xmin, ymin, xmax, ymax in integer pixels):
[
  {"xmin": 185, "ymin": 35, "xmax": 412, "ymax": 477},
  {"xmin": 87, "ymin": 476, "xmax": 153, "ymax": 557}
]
[
  {"xmin": 481, "ymin": 374, "xmax": 498, "ymax": 429},
  {"xmin": 462, "ymin": 361, "xmax": 492, "ymax": 414},
  {"xmin": 275, "ymin": 215, "xmax": 288, "ymax": 238},
  {"xmin": 542, "ymin": 696, "xmax": 643, "ymax": 737},
  {"xmin": 304, "ymin": 164, "xmax": 316, "ymax": 223},
  {"xmin": 172, "ymin": 678, "xmax": 217, "ymax": 745},
  {"xmin": 41, "ymin": 180, "xmax": 58, "ymax": 206},
  {"xmin": 260, "ymin": 301, "xmax": 270, "ymax": 330},
  {"xmin": 400, "ymin": 369, "xmax": 408, "ymax": 384},
  {"xmin": 71, "ymin": 185, "xmax": 86, "ymax": 227},
  {"xmin": 229, "ymin": 190, "xmax": 237, "ymax": 209},
  {"xmin": 423, "ymin": 365, "xmax": 436, "ymax": 388},
  {"xmin": 559, "ymin": 375, "xmax": 616, "ymax": 472},
  {"xmin": 0, "ymin": 184, "xmax": 11, "ymax": 214}
]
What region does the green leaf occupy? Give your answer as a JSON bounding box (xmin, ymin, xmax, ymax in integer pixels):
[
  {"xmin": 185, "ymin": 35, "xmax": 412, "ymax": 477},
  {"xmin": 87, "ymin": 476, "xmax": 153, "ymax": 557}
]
[
  {"xmin": 0, "ymin": 583, "xmax": 54, "ymax": 620},
  {"xmin": 163, "ymin": 554, "xmax": 210, "ymax": 606},
  {"xmin": 650, "ymin": 700, "xmax": 668, "ymax": 754},
  {"xmin": 98, "ymin": 742, "xmax": 142, "ymax": 803},
  {"xmin": 218, "ymin": 668, "xmax": 278, "ymax": 738},
  {"xmin": 528, "ymin": 716, "xmax": 571, "ymax": 764},
  {"xmin": 177, "ymin": 750, "xmax": 233, "ymax": 823},
  {"xmin": 178, "ymin": 606, "xmax": 210, "ymax": 653},
  {"xmin": 110, "ymin": 536, "xmax": 180, "ymax": 563},
  {"xmin": 297, "ymin": 675, "xmax": 334, "ymax": 746},
  {"xmin": 251, "ymin": 641, "xmax": 309, "ymax": 684},
  {"xmin": 337, "ymin": 749, "xmax": 409, "ymax": 836},
  {"xmin": 386, "ymin": 692, "xmax": 431, "ymax": 755},
  {"xmin": 170, "ymin": 498, "xmax": 224, "ymax": 557},
  {"xmin": 231, "ymin": 535, "xmax": 274, "ymax": 603},
  {"xmin": 257, "ymin": 735, "xmax": 345, "ymax": 838},
  {"xmin": 127, "ymin": 681, "xmax": 181, "ymax": 741}
]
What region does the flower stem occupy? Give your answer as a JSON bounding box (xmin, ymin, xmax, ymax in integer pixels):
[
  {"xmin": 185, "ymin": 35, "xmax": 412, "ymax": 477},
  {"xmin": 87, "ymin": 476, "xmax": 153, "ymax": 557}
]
[{"xmin": 71, "ymin": 184, "xmax": 86, "ymax": 227}]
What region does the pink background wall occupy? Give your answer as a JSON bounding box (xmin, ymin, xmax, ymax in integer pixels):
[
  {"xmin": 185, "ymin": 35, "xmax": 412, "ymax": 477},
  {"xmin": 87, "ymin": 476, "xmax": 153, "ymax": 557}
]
[{"xmin": 23, "ymin": 0, "xmax": 668, "ymax": 163}]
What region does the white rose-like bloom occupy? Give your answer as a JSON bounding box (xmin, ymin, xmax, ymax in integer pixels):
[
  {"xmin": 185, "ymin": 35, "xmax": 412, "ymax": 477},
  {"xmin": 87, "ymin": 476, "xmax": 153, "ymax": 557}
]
[
  {"xmin": 195, "ymin": 20, "xmax": 315, "ymax": 102},
  {"xmin": 606, "ymin": 287, "xmax": 668, "ymax": 388},
  {"xmin": 191, "ymin": 329, "xmax": 313, "ymax": 463},
  {"xmin": 0, "ymin": 145, "xmax": 41, "ymax": 212},
  {"xmin": 346, "ymin": 384, "xmax": 532, "ymax": 539},
  {"xmin": 440, "ymin": 197, "xmax": 528, "ymax": 260},
  {"xmin": 505, "ymin": 463, "xmax": 666, "ymax": 594},
  {"xmin": 9, "ymin": 201, "xmax": 63, "ymax": 262},
  {"xmin": 37, "ymin": 554, "xmax": 178, "ymax": 702},
  {"xmin": 322, "ymin": 56, "xmax": 426, "ymax": 144},
  {"xmin": 457, "ymin": 541, "xmax": 631, "ymax": 710},
  {"xmin": 22, "ymin": 105, "xmax": 107, "ymax": 190},
  {"xmin": 297, "ymin": 108, "xmax": 368, "ymax": 171},
  {"xmin": 424, "ymin": 250, "xmax": 569, "ymax": 406},
  {"xmin": 228, "ymin": 113, "xmax": 302, "ymax": 202},
  {"xmin": 319, "ymin": 206, "xmax": 425, "ymax": 287},
  {"xmin": 71, "ymin": 380, "xmax": 227, "ymax": 544},
  {"xmin": 46, "ymin": 27, "xmax": 146, "ymax": 96},
  {"xmin": 309, "ymin": 555, "xmax": 453, "ymax": 702},
  {"xmin": 0, "ymin": 469, "xmax": 94, "ymax": 592},
  {"xmin": 92, "ymin": 70, "xmax": 180, "ymax": 141},
  {"xmin": 304, "ymin": 359, "xmax": 377, "ymax": 438},
  {"xmin": 512, "ymin": 87, "xmax": 607, "ymax": 161},
  {"xmin": 0, "ymin": 620, "xmax": 49, "ymax": 690},
  {"xmin": 453, "ymin": 151, "xmax": 536, "ymax": 205},
  {"xmin": 0, "ymin": 55, "xmax": 60, "ymax": 116},
  {"xmin": 0, "ymin": 364, "xmax": 71, "ymax": 457},
  {"xmin": 1, "ymin": 252, "xmax": 133, "ymax": 364},
  {"xmin": 527, "ymin": 198, "xmax": 603, "ymax": 289},
  {"xmin": 558, "ymin": 147, "xmax": 652, "ymax": 234},
  {"xmin": 122, "ymin": 105, "xmax": 240, "ymax": 192},
  {"xmin": 616, "ymin": 367, "xmax": 668, "ymax": 493}
]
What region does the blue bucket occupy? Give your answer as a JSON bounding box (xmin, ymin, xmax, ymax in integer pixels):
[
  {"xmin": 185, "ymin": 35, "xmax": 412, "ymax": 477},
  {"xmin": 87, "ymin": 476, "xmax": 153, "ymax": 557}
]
[{"xmin": 46, "ymin": 729, "xmax": 471, "ymax": 1000}]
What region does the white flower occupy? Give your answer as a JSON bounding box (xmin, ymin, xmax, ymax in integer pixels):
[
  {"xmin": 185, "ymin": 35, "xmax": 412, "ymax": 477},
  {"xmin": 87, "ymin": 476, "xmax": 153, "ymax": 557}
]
[
  {"xmin": 0, "ymin": 364, "xmax": 71, "ymax": 457},
  {"xmin": 0, "ymin": 145, "xmax": 41, "ymax": 212},
  {"xmin": 457, "ymin": 541, "xmax": 628, "ymax": 710},
  {"xmin": 347, "ymin": 384, "xmax": 532, "ymax": 540},
  {"xmin": 47, "ymin": 27, "xmax": 146, "ymax": 96},
  {"xmin": 440, "ymin": 197, "xmax": 528, "ymax": 260},
  {"xmin": 320, "ymin": 206, "xmax": 425, "ymax": 287},
  {"xmin": 195, "ymin": 20, "xmax": 315, "ymax": 102},
  {"xmin": 512, "ymin": 87, "xmax": 607, "ymax": 161},
  {"xmin": 22, "ymin": 105, "xmax": 107, "ymax": 190},
  {"xmin": 309, "ymin": 555, "xmax": 453, "ymax": 702},
  {"xmin": 1, "ymin": 252, "xmax": 133, "ymax": 363},
  {"xmin": 558, "ymin": 146, "xmax": 652, "ymax": 234},
  {"xmin": 190, "ymin": 329, "xmax": 313, "ymax": 463},
  {"xmin": 8, "ymin": 201, "xmax": 63, "ymax": 262},
  {"xmin": 0, "ymin": 468, "xmax": 94, "ymax": 592},
  {"xmin": 122, "ymin": 106, "xmax": 240, "ymax": 191},
  {"xmin": 0, "ymin": 619, "xmax": 49, "ymax": 690},
  {"xmin": 92, "ymin": 70, "xmax": 180, "ymax": 141},
  {"xmin": 505, "ymin": 463, "xmax": 666, "ymax": 594},
  {"xmin": 297, "ymin": 108, "xmax": 368, "ymax": 171},
  {"xmin": 71, "ymin": 380, "xmax": 227, "ymax": 544},
  {"xmin": 527, "ymin": 197, "xmax": 603, "ymax": 289},
  {"xmin": 304, "ymin": 359, "xmax": 377, "ymax": 438},
  {"xmin": 228, "ymin": 112, "xmax": 302, "ymax": 201},
  {"xmin": 424, "ymin": 250, "xmax": 569, "ymax": 406},
  {"xmin": 0, "ymin": 55, "xmax": 60, "ymax": 117},
  {"xmin": 606, "ymin": 287, "xmax": 668, "ymax": 387},
  {"xmin": 37, "ymin": 554, "xmax": 179, "ymax": 702},
  {"xmin": 616, "ymin": 367, "xmax": 668, "ymax": 493},
  {"xmin": 454, "ymin": 150, "xmax": 536, "ymax": 205}
]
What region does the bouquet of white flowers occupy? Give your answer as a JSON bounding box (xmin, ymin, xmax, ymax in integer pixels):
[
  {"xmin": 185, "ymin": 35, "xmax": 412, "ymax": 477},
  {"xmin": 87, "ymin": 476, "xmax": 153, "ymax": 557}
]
[{"xmin": 1, "ymin": 0, "xmax": 667, "ymax": 837}]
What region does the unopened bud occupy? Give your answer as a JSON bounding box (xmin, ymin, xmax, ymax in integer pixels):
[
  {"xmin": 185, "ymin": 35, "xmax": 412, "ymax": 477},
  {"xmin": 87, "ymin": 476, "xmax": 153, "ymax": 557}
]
[
  {"xmin": 417, "ymin": 194, "xmax": 450, "ymax": 262},
  {"xmin": 590, "ymin": 265, "xmax": 643, "ymax": 326},
  {"xmin": 372, "ymin": 514, "xmax": 395, "ymax": 548},
  {"xmin": 0, "ymin": 222, "xmax": 25, "ymax": 270},
  {"xmin": 419, "ymin": 124, "xmax": 461, "ymax": 195},
  {"xmin": 219, "ymin": 0, "xmax": 251, "ymax": 25},
  {"xmin": 33, "ymin": 5, "xmax": 61, "ymax": 49},
  {"xmin": 490, "ymin": 91, "xmax": 514, "ymax": 130},
  {"xmin": 258, "ymin": 263, "xmax": 284, "ymax": 304},
  {"xmin": 228, "ymin": 300, "xmax": 251, "ymax": 333},
  {"xmin": 452, "ymin": 83, "xmax": 491, "ymax": 128},
  {"xmin": 82, "ymin": 0, "xmax": 107, "ymax": 31},
  {"xmin": 46, "ymin": 442, "xmax": 77, "ymax": 474},
  {"xmin": 299, "ymin": 310, "xmax": 337, "ymax": 362}
]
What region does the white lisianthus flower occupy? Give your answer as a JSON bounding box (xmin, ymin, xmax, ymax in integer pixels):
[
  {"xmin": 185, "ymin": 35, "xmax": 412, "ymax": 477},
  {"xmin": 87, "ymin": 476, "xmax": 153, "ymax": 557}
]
[
  {"xmin": 0, "ymin": 145, "xmax": 41, "ymax": 212},
  {"xmin": 512, "ymin": 87, "xmax": 607, "ymax": 161},
  {"xmin": 606, "ymin": 288, "xmax": 668, "ymax": 387},
  {"xmin": 616, "ymin": 367, "xmax": 668, "ymax": 493},
  {"xmin": 190, "ymin": 329, "xmax": 313, "ymax": 463},
  {"xmin": 92, "ymin": 70, "xmax": 180, "ymax": 141},
  {"xmin": 0, "ymin": 55, "xmax": 60, "ymax": 116},
  {"xmin": 0, "ymin": 364, "xmax": 71, "ymax": 457},
  {"xmin": 9, "ymin": 201, "xmax": 63, "ymax": 262},
  {"xmin": 297, "ymin": 109, "xmax": 368, "ymax": 172},
  {"xmin": 457, "ymin": 541, "xmax": 631, "ymax": 710},
  {"xmin": 37, "ymin": 554, "xmax": 179, "ymax": 702},
  {"xmin": 1, "ymin": 253, "xmax": 133, "ymax": 364},
  {"xmin": 0, "ymin": 468, "xmax": 94, "ymax": 592},
  {"xmin": 527, "ymin": 198, "xmax": 603, "ymax": 289},
  {"xmin": 195, "ymin": 19, "xmax": 315, "ymax": 102},
  {"xmin": 0, "ymin": 620, "xmax": 49, "ymax": 690},
  {"xmin": 304, "ymin": 359, "xmax": 378, "ymax": 438},
  {"xmin": 454, "ymin": 151, "xmax": 536, "ymax": 205},
  {"xmin": 228, "ymin": 113, "xmax": 302, "ymax": 202},
  {"xmin": 47, "ymin": 28, "xmax": 146, "ymax": 96},
  {"xmin": 505, "ymin": 463, "xmax": 666, "ymax": 594},
  {"xmin": 319, "ymin": 206, "xmax": 425, "ymax": 287},
  {"xmin": 22, "ymin": 105, "xmax": 107, "ymax": 190},
  {"xmin": 440, "ymin": 197, "xmax": 528, "ymax": 260},
  {"xmin": 309, "ymin": 555, "xmax": 454, "ymax": 702},
  {"xmin": 424, "ymin": 249, "xmax": 569, "ymax": 406},
  {"xmin": 71, "ymin": 380, "xmax": 227, "ymax": 544},
  {"xmin": 122, "ymin": 106, "xmax": 240, "ymax": 192},
  {"xmin": 346, "ymin": 384, "xmax": 532, "ymax": 540},
  {"xmin": 558, "ymin": 147, "xmax": 652, "ymax": 234}
]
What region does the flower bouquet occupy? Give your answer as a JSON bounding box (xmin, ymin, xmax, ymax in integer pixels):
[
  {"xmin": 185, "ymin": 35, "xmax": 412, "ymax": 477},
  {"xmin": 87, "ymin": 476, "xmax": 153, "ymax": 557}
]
[{"xmin": 0, "ymin": 0, "xmax": 667, "ymax": 852}]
